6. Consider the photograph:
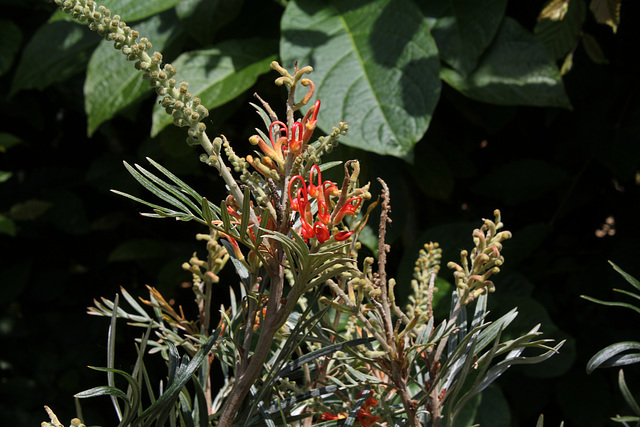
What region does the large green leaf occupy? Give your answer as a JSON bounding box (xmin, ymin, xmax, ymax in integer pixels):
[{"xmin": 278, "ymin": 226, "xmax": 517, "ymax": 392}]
[
  {"xmin": 10, "ymin": 21, "xmax": 98, "ymax": 96},
  {"xmin": 175, "ymin": 0, "xmax": 244, "ymax": 45},
  {"xmin": 0, "ymin": 215, "xmax": 16, "ymax": 237},
  {"xmin": 0, "ymin": 19, "xmax": 21, "ymax": 77},
  {"xmin": 534, "ymin": 0, "xmax": 585, "ymax": 61},
  {"xmin": 280, "ymin": 0, "xmax": 441, "ymax": 160},
  {"xmin": 441, "ymin": 17, "xmax": 571, "ymax": 108},
  {"xmin": 84, "ymin": 13, "xmax": 182, "ymax": 135},
  {"xmin": 151, "ymin": 38, "xmax": 277, "ymax": 137},
  {"xmin": 421, "ymin": 0, "xmax": 508, "ymax": 76},
  {"xmin": 98, "ymin": 0, "xmax": 183, "ymax": 22}
]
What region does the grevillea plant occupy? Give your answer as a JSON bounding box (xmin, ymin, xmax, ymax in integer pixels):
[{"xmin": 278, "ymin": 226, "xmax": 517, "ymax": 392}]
[{"xmin": 41, "ymin": 1, "xmax": 565, "ymax": 426}]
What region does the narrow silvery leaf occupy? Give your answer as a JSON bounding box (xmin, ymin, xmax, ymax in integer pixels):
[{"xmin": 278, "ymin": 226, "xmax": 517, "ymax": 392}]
[
  {"xmin": 587, "ymin": 341, "xmax": 640, "ymax": 374},
  {"xmin": 610, "ymin": 261, "xmax": 640, "ymax": 292},
  {"xmin": 618, "ymin": 369, "xmax": 640, "ymax": 416}
]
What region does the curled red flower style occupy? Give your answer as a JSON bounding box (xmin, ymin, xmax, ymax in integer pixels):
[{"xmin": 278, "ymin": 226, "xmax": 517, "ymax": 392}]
[
  {"xmin": 247, "ymin": 100, "xmax": 322, "ymax": 177},
  {"xmin": 288, "ymin": 165, "xmax": 362, "ymax": 244}
]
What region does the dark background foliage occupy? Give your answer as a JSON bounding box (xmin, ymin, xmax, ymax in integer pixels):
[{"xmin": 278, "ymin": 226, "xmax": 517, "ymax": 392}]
[{"xmin": 1, "ymin": 0, "xmax": 639, "ymax": 425}]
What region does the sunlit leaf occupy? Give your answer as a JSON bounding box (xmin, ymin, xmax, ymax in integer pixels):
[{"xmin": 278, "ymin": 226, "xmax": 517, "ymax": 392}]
[
  {"xmin": 534, "ymin": 0, "xmax": 584, "ymax": 61},
  {"xmin": 281, "ymin": 0, "xmax": 440, "ymax": 160},
  {"xmin": 99, "ymin": 0, "xmax": 183, "ymax": 22},
  {"xmin": 75, "ymin": 385, "xmax": 129, "ymax": 401},
  {"xmin": 10, "ymin": 21, "xmax": 98, "ymax": 96},
  {"xmin": 421, "ymin": 0, "xmax": 507, "ymax": 75},
  {"xmin": 538, "ymin": 0, "xmax": 571, "ymax": 21},
  {"xmin": 441, "ymin": 18, "xmax": 571, "ymax": 108},
  {"xmin": 589, "ymin": 0, "xmax": 620, "ymax": 33},
  {"xmin": 88, "ymin": 366, "xmax": 141, "ymax": 425},
  {"xmin": 586, "ymin": 341, "xmax": 640, "ymax": 374}
]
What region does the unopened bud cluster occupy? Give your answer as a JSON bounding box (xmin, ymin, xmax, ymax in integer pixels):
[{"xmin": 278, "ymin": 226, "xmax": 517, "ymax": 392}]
[
  {"xmin": 182, "ymin": 232, "xmax": 229, "ymax": 288},
  {"xmin": 48, "ymin": 0, "xmax": 210, "ymax": 147},
  {"xmin": 447, "ymin": 210, "xmax": 512, "ymax": 305},
  {"xmin": 406, "ymin": 242, "xmax": 442, "ymax": 319}
]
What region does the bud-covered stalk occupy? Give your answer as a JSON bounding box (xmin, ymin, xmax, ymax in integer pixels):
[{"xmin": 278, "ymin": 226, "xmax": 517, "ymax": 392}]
[
  {"xmin": 47, "ymin": 0, "xmax": 214, "ymax": 154},
  {"xmin": 447, "ymin": 209, "xmax": 512, "ymax": 305}
]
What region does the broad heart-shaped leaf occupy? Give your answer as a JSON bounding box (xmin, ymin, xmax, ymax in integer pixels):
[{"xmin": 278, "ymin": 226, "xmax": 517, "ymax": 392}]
[
  {"xmin": 534, "ymin": 0, "xmax": 585, "ymax": 61},
  {"xmin": 9, "ymin": 21, "xmax": 98, "ymax": 96},
  {"xmin": 420, "ymin": 0, "xmax": 508, "ymax": 76},
  {"xmin": 98, "ymin": 0, "xmax": 183, "ymax": 22},
  {"xmin": 0, "ymin": 20, "xmax": 22, "ymax": 77},
  {"xmin": 441, "ymin": 17, "xmax": 571, "ymax": 109},
  {"xmin": 280, "ymin": 0, "xmax": 441, "ymax": 161},
  {"xmin": 151, "ymin": 38, "xmax": 278, "ymax": 137},
  {"xmin": 84, "ymin": 13, "xmax": 181, "ymax": 136}
]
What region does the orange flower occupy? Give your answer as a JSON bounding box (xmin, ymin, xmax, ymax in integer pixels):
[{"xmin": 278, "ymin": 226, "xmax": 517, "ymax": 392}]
[
  {"xmin": 356, "ymin": 393, "xmax": 382, "ymax": 427},
  {"xmin": 288, "ymin": 167, "xmax": 362, "ymax": 244}
]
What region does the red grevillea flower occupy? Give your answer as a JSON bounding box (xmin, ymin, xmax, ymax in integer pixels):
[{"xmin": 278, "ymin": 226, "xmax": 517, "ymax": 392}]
[
  {"xmin": 319, "ymin": 392, "xmax": 380, "ymax": 426},
  {"xmin": 333, "ymin": 230, "xmax": 354, "ymax": 241},
  {"xmin": 355, "ymin": 392, "xmax": 382, "ymax": 427},
  {"xmin": 288, "ymin": 165, "xmax": 362, "ymax": 244},
  {"xmin": 247, "ymin": 100, "xmax": 322, "ymax": 176},
  {"xmin": 333, "ymin": 196, "xmax": 363, "ymax": 223},
  {"xmin": 289, "ymin": 121, "xmax": 304, "ymax": 155}
]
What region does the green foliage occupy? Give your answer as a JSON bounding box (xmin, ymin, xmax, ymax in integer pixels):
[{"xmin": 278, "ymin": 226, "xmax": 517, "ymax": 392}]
[
  {"xmin": 9, "ymin": 0, "xmax": 572, "ymax": 159},
  {"xmin": 280, "ymin": 0, "xmax": 441, "ymax": 160},
  {"xmin": 584, "ymin": 263, "xmax": 640, "ymax": 424},
  {"xmin": 2, "ymin": 0, "xmax": 635, "ymax": 426}
]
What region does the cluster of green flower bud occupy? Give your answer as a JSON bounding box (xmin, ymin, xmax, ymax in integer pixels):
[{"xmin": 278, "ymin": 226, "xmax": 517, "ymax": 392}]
[
  {"xmin": 447, "ymin": 210, "xmax": 512, "ymax": 305},
  {"xmin": 304, "ymin": 122, "xmax": 349, "ymax": 167},
  {"xmin": 182, "ymin": 232, "xmax": 229, "ymax": 288},
  {"xmin": 270, "ymin": 61, "xmax": 313, "ymax": 93},
  {"xmin": 48, "ymin": 0, "xmax": 210, "ymax": 150},
  {"xmin": 406, "ymin": 242, "xmax": 442, "ymax": 320}
]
